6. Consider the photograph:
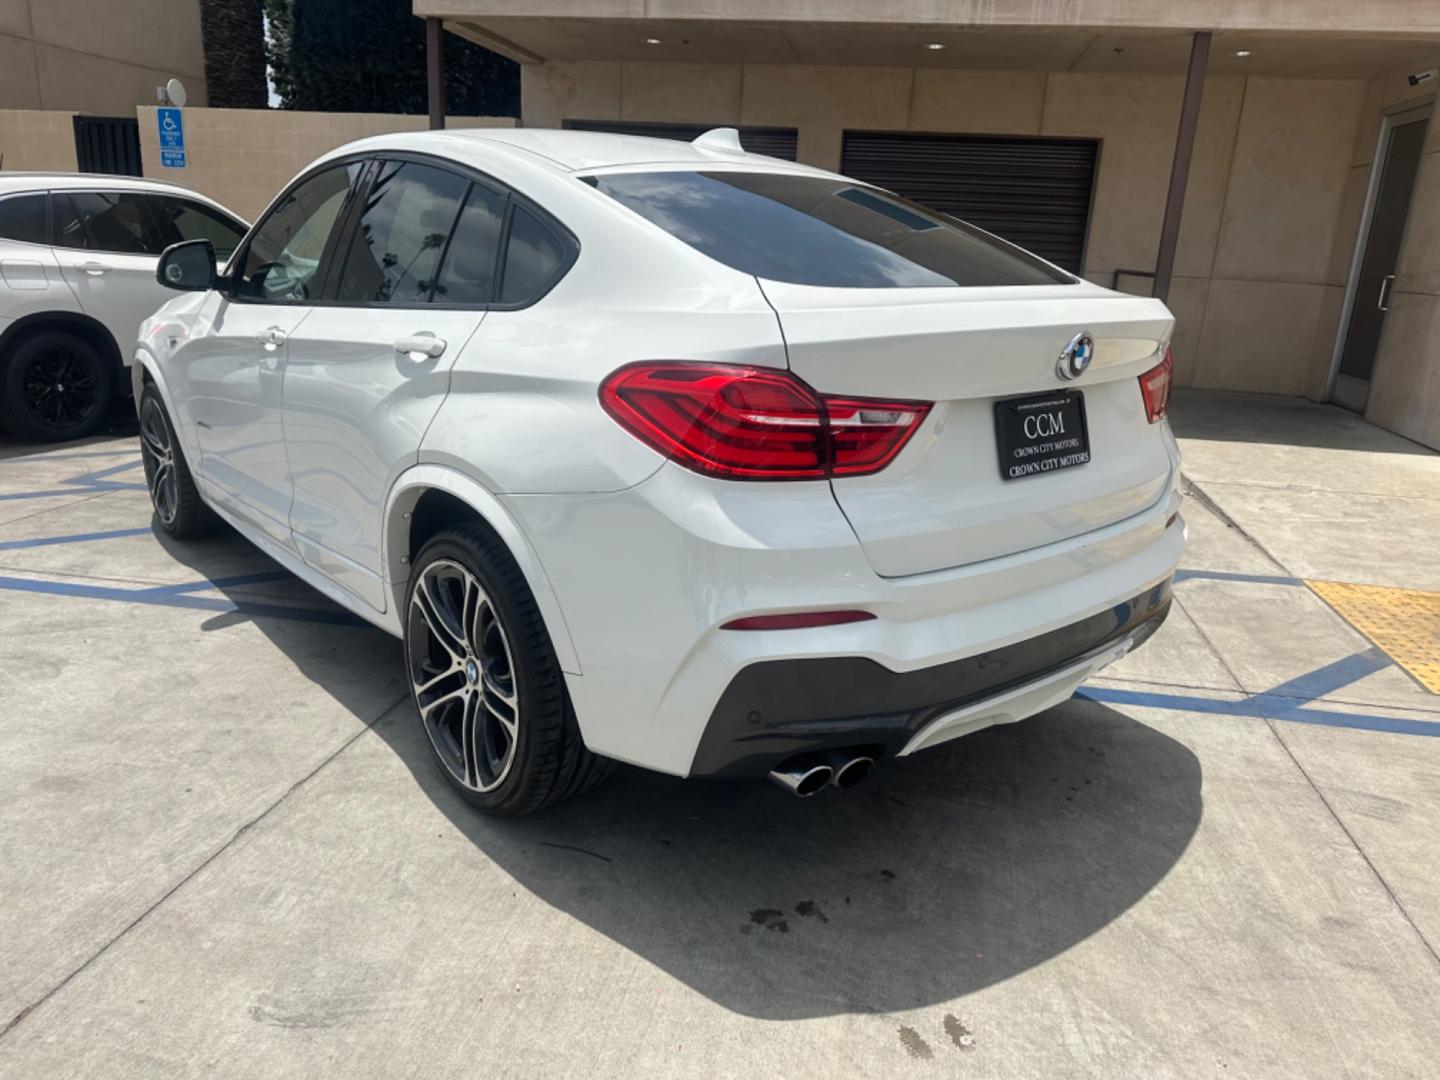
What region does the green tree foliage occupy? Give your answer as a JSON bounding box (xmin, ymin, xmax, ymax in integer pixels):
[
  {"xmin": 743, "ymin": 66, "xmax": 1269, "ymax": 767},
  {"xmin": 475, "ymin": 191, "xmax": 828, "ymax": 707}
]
[
  {"xmin": 263, "ymin": 0, "xmax": 519, "ymax": 117},
  {"xmin": 200, "ymin": 0, "xmax": 268, "ymax": 108}
]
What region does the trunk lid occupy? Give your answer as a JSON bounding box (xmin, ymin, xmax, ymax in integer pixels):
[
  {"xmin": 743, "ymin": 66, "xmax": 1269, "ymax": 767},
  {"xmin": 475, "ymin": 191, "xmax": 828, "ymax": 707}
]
[{"xmin": 761, "ymin": 281, "xmax": 1176, "ymax": 576}]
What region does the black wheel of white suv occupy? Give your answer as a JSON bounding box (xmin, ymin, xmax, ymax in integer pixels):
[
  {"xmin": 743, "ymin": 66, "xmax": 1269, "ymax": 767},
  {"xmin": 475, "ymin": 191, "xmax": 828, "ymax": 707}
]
[
  {"xmin": 0, "ymin": 328, "xmax": 112, "ymax": 442},
  {"xmin": 405, "ymin": 523, "xmax": 611, "ymax": 815},
  {"xmin": 138, "ymin": 384, "xmax": 215, "ymax": 539}
]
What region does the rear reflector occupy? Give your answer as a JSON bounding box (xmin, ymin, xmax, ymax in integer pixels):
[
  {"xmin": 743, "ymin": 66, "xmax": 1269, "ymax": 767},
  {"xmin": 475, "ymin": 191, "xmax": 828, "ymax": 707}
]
[
  {"xmin": 1139, "ymin": 348, "xmax": 1174, "ymax": 423},
  {"xmin": 721, "ymin": 610, "xmax": 876, "ymax": 631},
  {"xmin": 600, "ymin": 361, "xmax": 929, "ymax": 480}
]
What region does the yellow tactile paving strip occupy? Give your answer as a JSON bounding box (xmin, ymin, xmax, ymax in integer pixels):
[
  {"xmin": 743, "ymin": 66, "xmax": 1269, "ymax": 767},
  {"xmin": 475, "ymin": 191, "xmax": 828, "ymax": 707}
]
[{"xmin": 1307, "ymin": 580, "xmax": 1440, "ymax": 694}]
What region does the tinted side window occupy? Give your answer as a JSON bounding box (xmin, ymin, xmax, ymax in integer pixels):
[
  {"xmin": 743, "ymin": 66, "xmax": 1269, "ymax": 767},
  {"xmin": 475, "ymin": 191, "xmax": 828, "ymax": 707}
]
[
  {"xmin": 587, "ymin": 171, "xmax": 1072, "ymax": 288},
  {"xmin": 233, "ymin": 162, "xmax": 361, "ymax": 303},
  {"xmin": 0, "ymin": 194, "xmax": 48, "ymax": 245},
  {"xmin": 335, "ymin": 161, "xmax": 468, "ymax": 305},
  {"xmin": 429, "ymin": 183, "xmax": 506, "ymax": 305},
  {"xmin": 53, "ymin": 191, "xmax": 167, "ymax": 255},
  {"xmin": 499, "ymin": 205, "xmax": 566, "ymax": 304},
  {"xmin": 153, "ymin": 196, "xmax": 247, "ymax": 260}
]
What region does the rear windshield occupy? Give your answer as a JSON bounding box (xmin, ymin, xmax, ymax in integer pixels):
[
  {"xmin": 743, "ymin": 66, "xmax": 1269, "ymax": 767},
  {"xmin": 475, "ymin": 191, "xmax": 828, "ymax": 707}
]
[{"xmin": 585, "ymin": 170, "xmax": 1073, "ymax": 288}]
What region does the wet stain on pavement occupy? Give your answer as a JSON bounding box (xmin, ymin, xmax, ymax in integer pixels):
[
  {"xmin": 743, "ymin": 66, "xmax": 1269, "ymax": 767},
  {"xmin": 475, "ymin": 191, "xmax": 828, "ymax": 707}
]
[
  {"xmin": 748, "ymin": 908, "xmax": 789, "ymax": 933},
  {"xmin": 898, "ymin": 1025, "xmax": 934, "ymax": 1060},
  {"xmin": 943, "ymin": 1013, "xmax": 977, "ymax": 1051},
  {"xmin": 794, "ymin": 899, "xmax": 829, "ymax": 924}
]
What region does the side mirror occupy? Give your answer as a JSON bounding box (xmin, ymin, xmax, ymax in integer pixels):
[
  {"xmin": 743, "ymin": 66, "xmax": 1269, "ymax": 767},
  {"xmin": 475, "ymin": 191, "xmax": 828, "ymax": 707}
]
[{"xmin": 156, "ymin": 239, "xmax": 217, "ymax": 291}]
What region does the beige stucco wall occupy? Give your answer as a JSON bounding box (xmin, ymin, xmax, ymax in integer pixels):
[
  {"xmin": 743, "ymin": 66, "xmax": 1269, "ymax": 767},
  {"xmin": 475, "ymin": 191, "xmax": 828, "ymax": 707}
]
[
  {"xmin": 0, "ymin": 0, "xmax": 206, "ymax": 113},
  {"xmin": 522, "ymin": 61, "xmax": 1366, "ymax": 397},
  {"xmin": 0, "ymin": 108, "xmax": 77, "ymax": 170},
  {"xmin": 136, "ymin": 108, "xmax": 518, "ymax": 221},
  {"xmin": 1350, "ymin": 61, "xmax": 1440, "ymax": 448}
]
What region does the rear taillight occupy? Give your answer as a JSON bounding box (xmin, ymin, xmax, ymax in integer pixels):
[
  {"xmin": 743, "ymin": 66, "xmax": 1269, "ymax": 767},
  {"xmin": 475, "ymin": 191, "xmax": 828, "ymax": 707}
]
[
  {"xmin": 599, "ymin": 362, "xmax": 930, "ymax": 480},
  {"xmin": 1139, "ymin": 347, "xmax": 1173, "ymax": 423}
]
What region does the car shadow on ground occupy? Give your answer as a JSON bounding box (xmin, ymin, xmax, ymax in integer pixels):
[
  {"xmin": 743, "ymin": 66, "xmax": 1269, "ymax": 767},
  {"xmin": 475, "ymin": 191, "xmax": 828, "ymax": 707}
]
[
  {"xmin": 1168, "ymin": 389, "xmax": 1432, "ymax": 455},
  {"xmin": 0, "ymin": 399, "xmax": 139, "ymax": 462},
  {"xmin": 159, "ymin": 520, "xmax": 1204, "ymax": 1022},
  {"xmin": 371, "ymin": 701, "xmax": 1201, "ymax": 1019}
]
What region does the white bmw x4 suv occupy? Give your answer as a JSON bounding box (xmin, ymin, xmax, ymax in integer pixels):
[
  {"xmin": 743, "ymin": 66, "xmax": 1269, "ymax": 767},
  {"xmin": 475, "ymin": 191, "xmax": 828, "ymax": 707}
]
[{"xmin": 135, "ymin": 128, "xmax": 1183, "ymax": 814}]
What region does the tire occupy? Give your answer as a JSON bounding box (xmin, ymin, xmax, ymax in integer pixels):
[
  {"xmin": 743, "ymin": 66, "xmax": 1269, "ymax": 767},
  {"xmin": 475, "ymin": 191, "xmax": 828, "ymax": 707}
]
[
  {"xmin": 138, "ymin": 383, "xmax": 216, "ymax": 539},
  {"xmin": 405, "ymin": 523, "xmax": 611, "ymax": 815},
  {"xmin": 0, "ymin": 328, "xmax": 113, "ymax": 442}
]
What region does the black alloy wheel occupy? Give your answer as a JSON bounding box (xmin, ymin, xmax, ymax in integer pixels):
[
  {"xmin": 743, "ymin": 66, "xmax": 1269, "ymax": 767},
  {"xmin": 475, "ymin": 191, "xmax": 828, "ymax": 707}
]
[{"xmin": 0, "ymin": 330, "xmax": 113, "ymax": 442}]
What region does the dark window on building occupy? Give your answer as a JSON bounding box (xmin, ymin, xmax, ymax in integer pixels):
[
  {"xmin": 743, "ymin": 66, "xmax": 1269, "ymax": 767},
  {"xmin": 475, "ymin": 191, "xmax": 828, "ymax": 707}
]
[
  {"xmin": 587, "ymin": 171, "xmax": 1072, "ymax": 288},
  {"xmin": 499, "ymin": 205, "xmax": 568, "ymax": 304},
  {"xmin": 0, "ymin": 194, "xmax": 48, "ymax": 245},
  {"xmin": 52, "ymin": 191, "xmax": 167, "ymax": 255},
  {"xmin": 430, "ymin": 183, "xmax": 507, "ymax": 305},
  {"xmin": 335, "ymin": 160, "xmax": 469, "ymax": 305}
]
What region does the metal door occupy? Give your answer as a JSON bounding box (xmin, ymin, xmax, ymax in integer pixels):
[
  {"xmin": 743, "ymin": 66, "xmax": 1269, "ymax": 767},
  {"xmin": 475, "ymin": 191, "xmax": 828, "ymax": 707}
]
[{"xmin": 1331, "ymin": 105, "xmax": 1432, "ymax": 412}]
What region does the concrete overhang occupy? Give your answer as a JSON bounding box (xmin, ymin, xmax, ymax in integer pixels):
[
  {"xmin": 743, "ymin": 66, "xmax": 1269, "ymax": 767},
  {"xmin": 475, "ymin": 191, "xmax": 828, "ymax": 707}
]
[{"xmin": 415, "ymin": 1, "xmax": 1440, "ymax": 78}]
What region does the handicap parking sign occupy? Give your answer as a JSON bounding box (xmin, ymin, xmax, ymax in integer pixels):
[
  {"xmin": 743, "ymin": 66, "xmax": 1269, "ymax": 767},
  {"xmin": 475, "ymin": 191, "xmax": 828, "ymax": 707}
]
[{"xmin": 158, "ymin": 107, "xmax": 186, "ymax": 168}]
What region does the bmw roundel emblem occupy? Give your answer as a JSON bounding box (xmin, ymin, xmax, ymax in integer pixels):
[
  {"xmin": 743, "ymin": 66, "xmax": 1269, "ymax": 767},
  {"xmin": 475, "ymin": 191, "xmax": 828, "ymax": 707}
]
[{"xmin": 1057, "ymin": 331, "xmax": 1095, "ymax": 381}]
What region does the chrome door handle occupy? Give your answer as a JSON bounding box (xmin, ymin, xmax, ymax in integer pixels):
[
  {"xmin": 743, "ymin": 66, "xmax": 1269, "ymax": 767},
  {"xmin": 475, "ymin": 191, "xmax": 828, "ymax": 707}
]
[
  {"xmin": 257, "ymin": 326, "xmax": 287, "ymax": 350},
  {"xmin": 394, "ymin": 333, "xmax": 446, "ymax": 360},
  {"xmin": 1377, "ymin": 273, "xmax": 1396, "ymax": 312},
  {"xmin": 75, "ymin": 261, "xmax": 109, "ymax": 276}
]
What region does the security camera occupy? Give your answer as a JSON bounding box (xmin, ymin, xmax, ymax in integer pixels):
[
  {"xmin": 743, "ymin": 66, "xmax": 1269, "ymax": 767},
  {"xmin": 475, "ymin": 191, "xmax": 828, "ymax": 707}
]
[{"xmin": 1408, "ymin": 68, "xmax": 1438, "ymax": 87}]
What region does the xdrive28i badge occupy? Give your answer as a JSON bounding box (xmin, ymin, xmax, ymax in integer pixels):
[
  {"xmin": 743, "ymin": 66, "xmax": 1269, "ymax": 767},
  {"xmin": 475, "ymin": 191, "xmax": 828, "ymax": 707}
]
[{"xmin": 1056, "ymin": 331, "xmax": 1095, "ymax": 381}]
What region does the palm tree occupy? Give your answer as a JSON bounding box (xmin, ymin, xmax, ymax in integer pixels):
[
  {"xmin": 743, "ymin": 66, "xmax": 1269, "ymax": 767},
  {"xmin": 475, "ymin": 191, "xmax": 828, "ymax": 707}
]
[{"xmin": 200, "ymin": 0, "xmax": 268, "ymax": 109}]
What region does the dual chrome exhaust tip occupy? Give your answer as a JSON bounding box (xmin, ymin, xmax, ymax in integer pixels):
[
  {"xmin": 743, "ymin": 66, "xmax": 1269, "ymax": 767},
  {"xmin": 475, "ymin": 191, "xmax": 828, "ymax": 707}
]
[{"xmin": 767, "ymin": 751, "xmax": 875, "ymax": 797}]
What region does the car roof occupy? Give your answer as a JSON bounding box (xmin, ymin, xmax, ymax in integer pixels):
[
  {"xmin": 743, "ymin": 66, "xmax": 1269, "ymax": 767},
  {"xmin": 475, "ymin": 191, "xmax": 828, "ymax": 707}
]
[
  {"xmin": 318, "ymin": 127, "xmax": 838, "ymax": 180},
  {"xmin": 0, "ymin": 172, "xmax": 245, "ymax": 216}
]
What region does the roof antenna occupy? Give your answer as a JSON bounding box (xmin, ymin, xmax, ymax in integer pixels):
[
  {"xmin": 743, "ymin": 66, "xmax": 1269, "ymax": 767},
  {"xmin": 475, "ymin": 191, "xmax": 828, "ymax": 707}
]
[{"xmin": 691, "ymin": 127, "xmax": 745, "ymax": 155}]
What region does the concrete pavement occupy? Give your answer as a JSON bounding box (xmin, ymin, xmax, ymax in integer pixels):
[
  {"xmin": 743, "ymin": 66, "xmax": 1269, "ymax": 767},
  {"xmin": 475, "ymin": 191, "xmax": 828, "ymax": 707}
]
[{"xmin": 1, "ymin": 390, "xmax": 1438, "ymax": 1078}]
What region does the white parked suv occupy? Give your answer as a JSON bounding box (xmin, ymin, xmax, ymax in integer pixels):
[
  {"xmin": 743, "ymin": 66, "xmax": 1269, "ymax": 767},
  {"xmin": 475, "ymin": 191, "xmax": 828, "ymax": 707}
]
[
  {"xmin": 0, "ymin": 174, "xmax": 246, "ymax": 440},
  {"xmin": 134, "ymin": 128, "xmax": 1183, "ymax": 814}
]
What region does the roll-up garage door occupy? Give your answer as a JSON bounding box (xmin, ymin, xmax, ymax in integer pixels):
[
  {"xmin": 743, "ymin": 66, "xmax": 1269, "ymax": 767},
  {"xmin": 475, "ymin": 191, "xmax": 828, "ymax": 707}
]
[
  {"xmin": 840, "ymin": 132, "xmax": 1098, "ymax": 273},
  {"xmin": 564, "ymin": 120, "xmax": 799, "ymax": 161}
]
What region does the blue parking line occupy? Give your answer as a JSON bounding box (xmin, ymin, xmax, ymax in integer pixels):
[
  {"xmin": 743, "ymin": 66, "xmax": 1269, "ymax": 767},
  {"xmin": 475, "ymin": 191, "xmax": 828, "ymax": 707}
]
[
  {"xmin": 1173, "ymin": 568, "xmax": 1304, "ymax": 586},
  {"xmin": 69, "ymin": 459, "xmax": 143, "ymax": 483},
  {"xmin": 0, "ymin": 454, "xmax": 146, "ymax": 501},
  {"xmin": 1078, "ymin": 685, "xmax": 1440, "ymax": 738},
  {"xmin": 136, "ymin": 571, "xmax": 293, "ymax": 596},
  {"xmin": 1078, "ymin": 641, "xmax": 1440, "ymax": 737},
  {"xmin": 4, "ymin": 448, "xmax": 138, "ymax": 462},
  {"xmin": 0, "ymin": 574, "xmax": 366, "ymax": 627},
  {"xmin": 0, "ymin": 482, "xmax": 145, "ymax": 501},
  {"xmin": 1255, "ymin": 647, "xmax": 1392, "ymax": 701},
  {"xmin": 0, "ymin": 527, "xmax": 153, "ymax": 551}
]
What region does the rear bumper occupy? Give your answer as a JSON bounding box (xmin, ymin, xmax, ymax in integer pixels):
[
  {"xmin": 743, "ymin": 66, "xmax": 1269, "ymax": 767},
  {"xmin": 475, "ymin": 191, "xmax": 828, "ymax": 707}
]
[
  {"xmin": 690, "ymin": 579, "xmax": 1171, "ymax": 777},
  {"xmin": 500, "ymin": 449, "xmax": 1184, "ymax": 778}
]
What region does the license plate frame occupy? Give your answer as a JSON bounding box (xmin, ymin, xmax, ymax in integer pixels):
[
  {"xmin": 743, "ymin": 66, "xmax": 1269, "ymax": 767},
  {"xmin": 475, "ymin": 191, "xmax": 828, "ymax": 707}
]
[{"xmin": 994, "ymin": 390, "xmax": 1091, "ymax": 481}]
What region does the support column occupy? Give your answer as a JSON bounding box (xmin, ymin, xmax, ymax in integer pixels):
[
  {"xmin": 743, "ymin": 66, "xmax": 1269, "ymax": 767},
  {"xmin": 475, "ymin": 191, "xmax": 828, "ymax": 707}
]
[
  {"xmin": 426, "ymin": 17, "xmax": 446, "ymax": 130},
  {"xmin": 1153, "ymin": 30, "xmax": 1211, "ymax": 304}
]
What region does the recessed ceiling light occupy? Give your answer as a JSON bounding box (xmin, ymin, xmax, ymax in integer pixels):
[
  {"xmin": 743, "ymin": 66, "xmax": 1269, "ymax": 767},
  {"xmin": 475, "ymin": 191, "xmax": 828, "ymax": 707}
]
[
  {"xmin": 645, "ymin": 37, "xmax": 662, "ymax": 45},
  {"xmin": 925, "ymin": 42, "xmax": 945, "ymax": 50},
  {"xmin": 1234, "ymin": 49, "xmax": 1253, "ymax": 57}
]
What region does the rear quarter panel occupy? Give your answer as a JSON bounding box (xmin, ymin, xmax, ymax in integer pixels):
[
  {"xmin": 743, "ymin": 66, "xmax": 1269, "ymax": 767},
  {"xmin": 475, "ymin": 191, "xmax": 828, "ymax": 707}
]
[{"xmin": 419, "ymin": 172, "xmax": 789, "ymax": 495}]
